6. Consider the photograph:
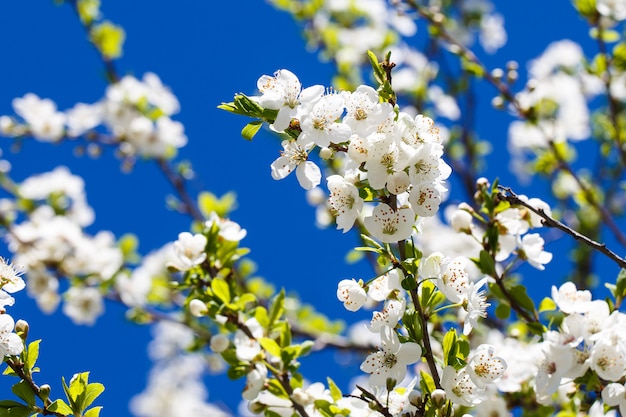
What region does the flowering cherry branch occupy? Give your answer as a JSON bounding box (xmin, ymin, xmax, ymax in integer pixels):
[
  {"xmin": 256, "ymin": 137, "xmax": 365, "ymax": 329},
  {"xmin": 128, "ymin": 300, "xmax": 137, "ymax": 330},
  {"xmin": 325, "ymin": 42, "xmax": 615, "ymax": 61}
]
[{"xmin": 499, "ymin": 185, "xmax": 626, "ymax": 270}]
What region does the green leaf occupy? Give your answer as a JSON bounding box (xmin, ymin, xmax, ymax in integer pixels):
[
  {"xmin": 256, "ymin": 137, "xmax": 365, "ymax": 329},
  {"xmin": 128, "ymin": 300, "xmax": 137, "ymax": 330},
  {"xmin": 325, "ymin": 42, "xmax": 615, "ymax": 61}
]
[
  {"xmin": 419, "ymin": 370, "xmax": 436, "ymax": 394},
  {"xmin": 573, "ymin": 0, "xmax": 597, "ymax": 16},
  {"xmin": 3, "ymin": 365, "xmax": 17, "ymax": 376},
  {"xmin": 476, "ymin": 250, "xmax": 496, "ymax": 277},
  {"xmin": 68, "ymin": 372, "xmax": 88, "ymax": 404},
  {"xmin": 538, "ymin": 297, "xmax": 557, "ymax": 313},
  {"xmin": 226, "ymin": 365, "xmax": 248, "ymax": 380},
  {"xmin": 0, "ymin": 404, "xmax": 30, "ymax": 417},
  {"xmin": 327, "ymin": 377, "xmax": 342, "ymax": 402},
  {"xmin": 401, "ymin": 274, "xmax": 417, "ymax": 291},
  {"xmin": 82, "ymin": 383, "xmax": 105, "ymax": 410},
  {"xmin": 268, "ymin": 290, "xmax": 285, "ymax": 326},
  {"xmin": 266, "ymin": 379, "xmax": 288, "ymax": 398},
  {"xmin": 510, "ymin": 284, "xmax": 536, "ymax": 315},
  {"xmin": 26, "ymin": 340, "xmax": 40, "ymax": 374},
  {"xmin": 48, "ymin": 399, "xmax": 73, "ymax": 415},
  {"xmin": 613, "ymin": 43, "xmax": 626, "ymax": 72},
  {"xmin": 590, "ymin": 27, "xmax": 620, "ymax": 42},
  {"xmin": 241, "ymin": 121, "xmax": 263, "ymax": 141},
  {"xmin": 0, "ymin": 401, "xmax": 24, "ymax": 408},
  {"xmin": 211, "ymin": 278, "xmax": 231, "ymax": 304},
  {"xmin": 442, "ymin": 329, "xmax": 457, "ymax": 367},
  {"xmin": 367, "ymin": 50, "xmax": 385, "ymax": 86},
  {"xmin": 495, "ymin": 303, "xmax": 511, "ymax": 320},
  {"xmin": 90, "ymin": 20, "xmax": 125, "ymax": 59},
  {"xmin": 462, "ymin": 59, "xmax": 485, "ymax": 77},
  {"xmin": 614, "ymin": 269, "xmax": 626, "ymax": 303},
  {"xmin": 259, "ymin": 337, "xmax": 282, "ymax": 358},
  {"xmin": 254, "ymin": 306, "xmax": 269, "ymax": 328},
  {"xmin": 84, "ymin": 406, "xmax": 103, "ymax": 417},
  {"xmin": 11, "ymin": 381, "xmax": 35, "ymax": 408}
]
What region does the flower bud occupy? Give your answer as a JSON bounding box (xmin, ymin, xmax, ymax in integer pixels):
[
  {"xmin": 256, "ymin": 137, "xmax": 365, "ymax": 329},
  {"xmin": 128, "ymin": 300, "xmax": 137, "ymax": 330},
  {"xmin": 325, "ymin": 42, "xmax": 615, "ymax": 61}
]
[
  {"xmin": 210, "ymin": 334, "xmax": 230, "ymax": 353},
  {"xmin": 450, "ymin": 209, "xmax": 473, "ymax": 233},
  {"xmin": 491, "ymin": 96, "xmax": 505, "ymax": 109},
  {"xmin": 490, "ymin": 68, "xmax": 504, "ymax": 80},
  {"xmin": 475, "ymin": 177, "xmax": 490, "ymax": 190},
  {"xmin": 39, "ymin": 384, "xmax": 51, "ymax": 402},
  {"xmin": 15, "ymin": 319, "xmax": 29, "ymax": 340},
  {"xmin": 248, "ymin": 401, "xmax": 266, "ymax": 414},
  {"xmin": 431, "ymin": 389, "xmax": 447, "ymax": 408},
  {"xmin": 408, "ymin": 390, "xmax": 422, "ymax": 406},
  {"xmin": 189, "ymin": 299, "xmax": 208, "ymax": 317},
  {"xmin": 319, "ymin": 147, "xmax": 333, "ymax": 160},
  {"xmin": 387, "ymin": 171, "xmax": 410, "ymax": 195}
]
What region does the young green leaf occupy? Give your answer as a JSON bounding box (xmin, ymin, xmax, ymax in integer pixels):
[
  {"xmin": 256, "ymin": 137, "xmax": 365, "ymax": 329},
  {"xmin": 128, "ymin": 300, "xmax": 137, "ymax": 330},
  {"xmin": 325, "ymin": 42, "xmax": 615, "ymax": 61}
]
[
  {"xmin": 11, "ymin": 381, "xmax": 35, "ymax": 408},
  {"xmin": 48, "ymin": 399, "xmax": 73, "ymax": 415},
  {"xmin": 241, "ymin": 121, "xmax": 263, "ymax": 141}
]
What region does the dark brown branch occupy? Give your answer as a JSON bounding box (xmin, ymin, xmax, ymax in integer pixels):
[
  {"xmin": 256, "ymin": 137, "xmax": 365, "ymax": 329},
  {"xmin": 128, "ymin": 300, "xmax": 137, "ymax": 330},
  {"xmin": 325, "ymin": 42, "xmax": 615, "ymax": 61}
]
[
  {"xmin": 5, "ymin": 358, "xmax": 66, "ymax": 417},
  {"xmin": 499, "ymin": 186, "xmax": 626, "ymax": 270}
]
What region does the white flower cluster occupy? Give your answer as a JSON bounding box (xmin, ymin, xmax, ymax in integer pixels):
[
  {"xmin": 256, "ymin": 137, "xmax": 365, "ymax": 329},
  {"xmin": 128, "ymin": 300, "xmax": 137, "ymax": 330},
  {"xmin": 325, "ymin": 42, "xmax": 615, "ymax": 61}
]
[
  {"xmin": 5, "ymin": 167, "xmax": 123, "ymax": 324},
  {"xmin": 538, "ymin": 282, "xmax": 626, "ymax": 405},
  {"xmin": 451, "ymin": 194, "xmax": 553, "ymax": 271},
  {"xmin": 254, "ymin": 69, "xmax": 452, "ymax": 243},
  {"xmin": 0, "ymin": 257, "xmax": 26, "ymax": 358},
  {"xmin": 508, "ymin": 40, "xmax": 603, "ymax": 177},
  {"xmin": 0, "ymin": 73, "xmax": 187, "ymax": 159},
  {"xmin": 131, "ymin": 322, "xmax": 230, "ymax": 417}
]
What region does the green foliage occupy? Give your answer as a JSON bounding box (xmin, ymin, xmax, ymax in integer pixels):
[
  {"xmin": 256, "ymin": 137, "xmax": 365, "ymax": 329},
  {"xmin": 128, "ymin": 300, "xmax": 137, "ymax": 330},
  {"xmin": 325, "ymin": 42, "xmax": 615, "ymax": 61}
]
[
  {"xmin": 198, "ymin": 191, "xmax": 237, "ymax": 219},
  {"xmin": 0, "ymin": 400, "xmax": 31, "ymax": 417},
  {"xmin": 89, "ymin": 21, "xmax": 125, "ymax": 59},
  {"xmin": 61, "ymin": 372, "xmax": 105, "ymax": 417}
]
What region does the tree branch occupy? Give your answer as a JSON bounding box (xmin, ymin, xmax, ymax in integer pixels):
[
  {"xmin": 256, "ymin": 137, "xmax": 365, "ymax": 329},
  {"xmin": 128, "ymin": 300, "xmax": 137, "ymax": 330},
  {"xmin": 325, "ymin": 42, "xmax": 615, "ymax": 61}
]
[{"xmin": 498, "ymin": 186, "xmax": 626, "ymax": 270}]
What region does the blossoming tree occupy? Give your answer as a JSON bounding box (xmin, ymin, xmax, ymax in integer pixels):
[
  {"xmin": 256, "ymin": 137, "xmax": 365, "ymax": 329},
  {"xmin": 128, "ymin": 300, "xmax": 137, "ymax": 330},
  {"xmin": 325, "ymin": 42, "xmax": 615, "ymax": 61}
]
[{"xmin": 1, "ymin": 0, "xmax": 626, "ymax": 416}]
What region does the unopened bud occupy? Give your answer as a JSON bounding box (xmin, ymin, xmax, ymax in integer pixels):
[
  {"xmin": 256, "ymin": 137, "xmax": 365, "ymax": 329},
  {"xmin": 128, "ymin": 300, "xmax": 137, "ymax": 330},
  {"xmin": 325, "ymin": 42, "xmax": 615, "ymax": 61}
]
[
  {"xmin": 408, "ymin": 390, "xmax": 422, "ymax": 406},
  {"xmin": 431, "ymin": 389, "xmax": 447, "ymax": 408},
  {"xmin": 387, "ymin": 171, "xmax": 410, "ymax": 195},
  {"xmin": 475, "ymin": 177, "xmax": 490, "ymax": 190},
  {"xmin": 39, "ymin": 384, "xmax": 51, "ymax": 401},
  {"xmin": 319, "ymin": 147, "xmax": 333, "ymax": 160},
  {"xmin": 451, "ymin": 209, "xmax": 473, "ymax": 233},
  {"xmin": 188, "ymin": 299, "xmax": 208, "ymax": 317},
  {"xmin": 491, "ymin": 96, "xmax": 505, "ymax": 109},
  {"xmin": 15, "ymin": 320, "xmax": 29, "ymax": 340},
  {"xmin": 490, "ymin": 68, "xmax": 504, "ymax": 80},
  {"xmin": 210, "ymin": 334, "xmax": 230, "ymax": 353},
  {"xmin": 506, "ymin": 60, "xmax": 519, "ymax": 71},
  {"xmin": 386, "ymin": 377, "xmax": 397, "ymax": 392},
  {"xmin": 248, "ymin": 401, "xmax": 266, "ymax": 414}
]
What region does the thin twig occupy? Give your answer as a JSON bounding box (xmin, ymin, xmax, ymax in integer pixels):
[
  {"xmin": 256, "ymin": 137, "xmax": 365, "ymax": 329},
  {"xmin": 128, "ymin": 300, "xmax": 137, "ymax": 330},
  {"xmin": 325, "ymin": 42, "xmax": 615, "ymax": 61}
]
[{"xmin": 498, "ymin": 186, "xmax": 626, "ymax": 270}]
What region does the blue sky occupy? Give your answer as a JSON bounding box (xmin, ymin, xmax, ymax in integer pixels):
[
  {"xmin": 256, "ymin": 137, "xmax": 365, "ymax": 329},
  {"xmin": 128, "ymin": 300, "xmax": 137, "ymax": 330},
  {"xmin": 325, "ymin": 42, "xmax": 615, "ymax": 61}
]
[{"xmin": 0, "ymin": 1, "xmax": 609, "ymax": 416}]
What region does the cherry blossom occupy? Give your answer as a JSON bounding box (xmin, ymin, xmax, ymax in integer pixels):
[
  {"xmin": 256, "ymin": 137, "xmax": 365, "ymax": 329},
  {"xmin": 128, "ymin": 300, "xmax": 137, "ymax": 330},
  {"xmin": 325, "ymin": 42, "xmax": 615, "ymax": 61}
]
[
  {"xmin": 327, "ymin": 174, "xmax": 364, "ymax": 232},
  {"xmin": 466, "ymin": 344, "xmax": 507, "ymax": 388},
  {"xmin": 271, "ymin": 140, "xmax": 321, "ymax": 190},
  {"xmin": 337, "ymin": 279, "xmax": 367, "ymax": 312},
  {"xmin": 298, "ymin": 93, "xmax": 351, "ymax": 148},
  {"xmin": 256, "ymin": 69, "xmax": 324, "ymax": 132},
  {"xmin": 0, "ymin": 314, "xmax": 23, "ymax": 357},
  {"xmin": 360, "ymin": 325, "xmax": 422, "ymax": 387},
  {"xmin": 441, "ymin": 365, "xmax": 486, "ymax": 407},
  {"xmin": 170, "ymin": 232, "xmax": 207, "ymax": 271},
  {"xmin": 364, "ymin": 203, "xmax": 415, "ymax": 243}
]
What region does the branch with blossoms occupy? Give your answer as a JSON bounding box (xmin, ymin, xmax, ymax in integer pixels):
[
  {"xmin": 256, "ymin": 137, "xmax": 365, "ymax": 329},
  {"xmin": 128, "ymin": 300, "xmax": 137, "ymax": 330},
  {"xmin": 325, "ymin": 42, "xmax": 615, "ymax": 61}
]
[{"xmin": 6, "ymin": 0, "xmax": 626, "ymax": 416}]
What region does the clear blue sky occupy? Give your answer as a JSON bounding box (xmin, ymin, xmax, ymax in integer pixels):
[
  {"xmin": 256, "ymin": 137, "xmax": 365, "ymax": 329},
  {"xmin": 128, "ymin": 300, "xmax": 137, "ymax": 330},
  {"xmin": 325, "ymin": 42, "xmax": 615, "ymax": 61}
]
[{"xmin": 0, "ymin": 1, "xmax": 605, "ymax": 416}]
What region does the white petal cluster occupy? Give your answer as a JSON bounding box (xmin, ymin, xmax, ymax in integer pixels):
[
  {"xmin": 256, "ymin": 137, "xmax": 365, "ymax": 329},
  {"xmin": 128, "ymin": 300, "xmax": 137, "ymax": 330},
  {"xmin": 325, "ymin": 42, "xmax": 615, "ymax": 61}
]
[
  {"xmin": 6, "ymin": 168, "xmax": 124, "ymax": 322},
  {"xmin": 531, "ymin": 282, "xmax": 626, "ymax": 406},
  {"xmin": 508, "ymin": 40, "xmax": 603, "ymax": 178},
  {"xmin": 253, "ymin": 70, "xmax": 452, "ymax": 243},
  {"xmin": 1, "ymin": 73, "xmax": 186, "ymax": 159}
]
